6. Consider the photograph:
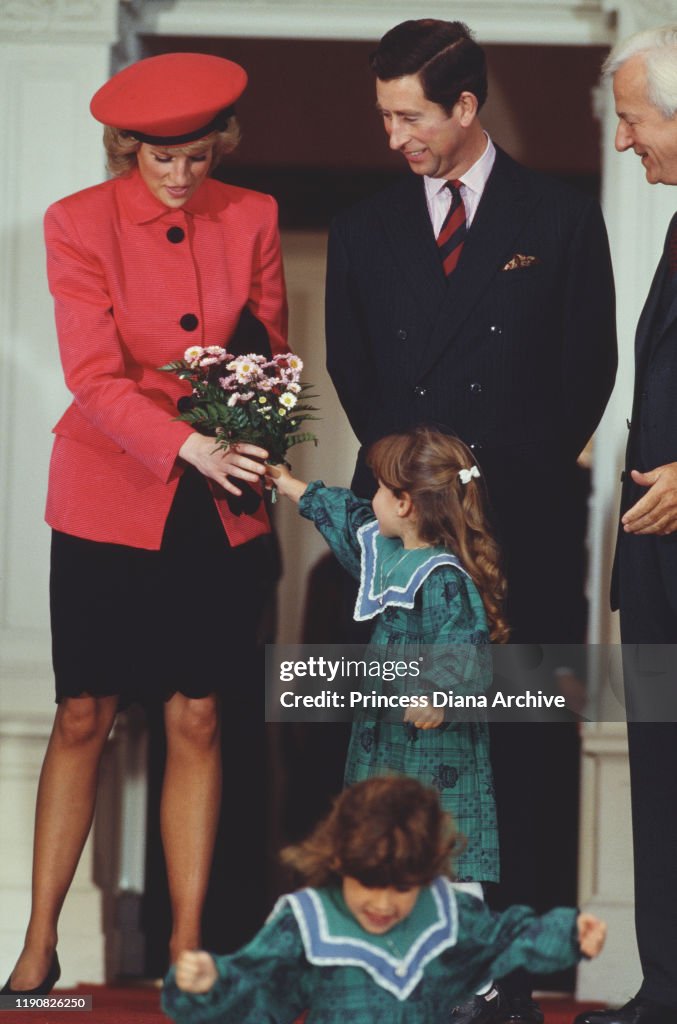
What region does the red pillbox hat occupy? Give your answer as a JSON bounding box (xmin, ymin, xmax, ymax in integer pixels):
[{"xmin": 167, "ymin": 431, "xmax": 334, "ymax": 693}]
[{"xmin": 90, "ymin": 52, "xmax": 248, "ymax": 145}]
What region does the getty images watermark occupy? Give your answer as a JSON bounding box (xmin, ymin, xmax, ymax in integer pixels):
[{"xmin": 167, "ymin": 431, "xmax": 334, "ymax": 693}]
[{"xmin": 265, "ymin": 644, "xmax": 677, "ymax": 724}]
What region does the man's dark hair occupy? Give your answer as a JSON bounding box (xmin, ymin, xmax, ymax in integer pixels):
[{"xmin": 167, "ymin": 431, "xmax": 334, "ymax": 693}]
[{"xmin": 370, "ymin": 19, "xmax": 488, "ymax": 112}]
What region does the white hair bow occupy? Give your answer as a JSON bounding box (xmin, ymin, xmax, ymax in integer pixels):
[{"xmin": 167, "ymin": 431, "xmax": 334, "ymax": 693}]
[{"xmin": 458, "ymin": 465, "xmax": 481, "ymax": 485}]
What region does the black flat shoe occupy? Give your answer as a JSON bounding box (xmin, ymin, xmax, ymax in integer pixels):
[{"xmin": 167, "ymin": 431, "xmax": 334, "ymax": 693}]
[
  {"xmin": 573, "ymin": 998, "xmax": 677, "ymax": 1024},
  {"xmin": 0, "ymin": 953, "xmax": 61, "ymax": 996}
]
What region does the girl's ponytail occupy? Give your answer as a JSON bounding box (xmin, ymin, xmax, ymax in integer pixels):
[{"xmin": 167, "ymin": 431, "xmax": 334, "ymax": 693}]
[{"xmin": 455, "ymin": 468, "xmax": 509, "ymax": 643}]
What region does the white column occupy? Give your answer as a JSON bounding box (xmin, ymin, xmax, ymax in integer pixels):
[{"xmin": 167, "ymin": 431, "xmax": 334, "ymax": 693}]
[
  {"xmin": 0, "ymin": 0, "xmax": 118, "ymax": 987},
  {"xmin": 579, "ymin": 0, "xmax": 677, "ymax": 1003}
]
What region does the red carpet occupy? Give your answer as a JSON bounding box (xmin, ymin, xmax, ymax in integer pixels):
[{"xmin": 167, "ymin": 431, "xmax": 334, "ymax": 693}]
[{"xmin": 1, "ymin": 986, "xmax": 606, "ymax": 1023}]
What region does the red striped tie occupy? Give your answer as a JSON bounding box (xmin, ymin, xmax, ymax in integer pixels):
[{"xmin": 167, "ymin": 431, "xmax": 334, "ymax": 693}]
[{"xmin": 437, "ymin": 179, "xmax": 466, "ymax": 276}]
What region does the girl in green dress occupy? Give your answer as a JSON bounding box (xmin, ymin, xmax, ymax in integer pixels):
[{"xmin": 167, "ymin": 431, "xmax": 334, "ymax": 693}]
[
  {"xmin": 269, "ymin": 426, "xmax": 507, "ymax": 886},
  {"xmin": 162, "ymin": 776, "xmax": 606, "ymax": 1024}
]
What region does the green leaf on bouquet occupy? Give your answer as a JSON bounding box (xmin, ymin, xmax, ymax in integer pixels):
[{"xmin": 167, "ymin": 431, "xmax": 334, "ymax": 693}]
[{"xmin": 160, "ymin": 352, "xmax": 319, "ymax": 461}]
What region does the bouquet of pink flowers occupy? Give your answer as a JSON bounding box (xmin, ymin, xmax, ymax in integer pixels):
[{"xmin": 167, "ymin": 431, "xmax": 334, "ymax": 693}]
[{"xmin": 160, "ymin": 346, "xmax": 318, "ymax": 466}]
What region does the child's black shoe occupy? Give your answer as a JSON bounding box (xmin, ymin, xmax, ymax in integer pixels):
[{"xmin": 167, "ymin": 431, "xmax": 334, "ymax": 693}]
[{"xmin": 451, "ymin": 985, "xmax": 504, "ymax": 1022}]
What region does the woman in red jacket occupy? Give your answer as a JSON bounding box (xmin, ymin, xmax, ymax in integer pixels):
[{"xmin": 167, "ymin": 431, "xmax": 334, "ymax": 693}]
[{"xmin": 2, "ymin": 53, "xmax": 288, "ymax": 994}]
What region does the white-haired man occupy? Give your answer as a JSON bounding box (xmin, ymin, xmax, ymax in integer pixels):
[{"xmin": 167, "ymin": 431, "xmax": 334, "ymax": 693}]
[{"xmin": 575, "ymin": 25, "xmax": 677, "ymax": 1024}]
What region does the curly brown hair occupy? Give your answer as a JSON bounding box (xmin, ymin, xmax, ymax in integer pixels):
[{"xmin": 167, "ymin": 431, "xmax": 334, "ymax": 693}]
[
  {"xmin": 102, "ymin": 120, "xmax": 241, "ymax": 177},
  {"xmin": 280, "ymin": 776, "xmax": 460, "ymax": 888},
  {"xmin": 367, "ymin": 426, "xmax": 509, "ymax": 642}
]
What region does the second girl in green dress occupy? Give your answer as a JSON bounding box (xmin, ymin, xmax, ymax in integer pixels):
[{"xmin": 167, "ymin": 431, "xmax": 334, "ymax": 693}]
[
  {"xmin": 162, "ymin": 777, "xmax": 606, "ymax": 1024},
  {"xmin": 268, "ymin": 425, "xmax": 508, "ymax": 885}
]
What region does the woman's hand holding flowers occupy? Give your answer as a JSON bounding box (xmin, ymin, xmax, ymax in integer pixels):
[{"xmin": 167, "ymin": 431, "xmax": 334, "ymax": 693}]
[{"xmin": 179, "ymin": 433, "xmax": 268, "ymax": 496}]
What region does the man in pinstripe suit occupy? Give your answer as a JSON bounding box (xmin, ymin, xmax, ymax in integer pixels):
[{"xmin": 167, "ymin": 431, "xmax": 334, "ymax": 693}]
[{"xmin": 325, "ymin": 19, "xmax": 617, "ymax": 1024}]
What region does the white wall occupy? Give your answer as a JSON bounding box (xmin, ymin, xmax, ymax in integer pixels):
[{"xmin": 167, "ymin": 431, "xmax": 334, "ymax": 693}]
[{"xmin": 0, "ymin": 0, "xmax": 118, "ymax": 987}]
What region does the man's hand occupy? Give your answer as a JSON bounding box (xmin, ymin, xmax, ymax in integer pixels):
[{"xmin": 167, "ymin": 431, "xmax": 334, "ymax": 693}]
[
  {"xmin": 577, "ymin": 913, "xmax": 607, "ymax": 959},
  {"xmin": 174, "ymin": 950, "xmax": 218, "ymax": 993},
  {"xmin": 622, "ymin": 463, "xmax": 677, "ymax": 535}
]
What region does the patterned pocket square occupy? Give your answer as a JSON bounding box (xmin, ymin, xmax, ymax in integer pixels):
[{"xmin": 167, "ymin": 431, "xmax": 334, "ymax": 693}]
[{"xmin": 501, "ymin": 254, "xmax": 541, "ymax": 271}]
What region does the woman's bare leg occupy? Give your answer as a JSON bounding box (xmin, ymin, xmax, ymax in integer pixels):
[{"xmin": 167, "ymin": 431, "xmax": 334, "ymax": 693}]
[
  {"xmin": 8, "ymin": 695, "xmax": 119, "ymax": 990},
  {"xmin": 162, "ymin": 693, "xmax": 221, "ymax": 963}
]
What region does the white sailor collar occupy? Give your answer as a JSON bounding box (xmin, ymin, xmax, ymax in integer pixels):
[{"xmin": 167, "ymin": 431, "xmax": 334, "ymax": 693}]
[
  {"xmin": 355, "ymin": 520, "xmax": 469, "ymax": 621},
  {"xmin": 274, "ymin": 877, "xmax": 458, "ymax": 1000}
]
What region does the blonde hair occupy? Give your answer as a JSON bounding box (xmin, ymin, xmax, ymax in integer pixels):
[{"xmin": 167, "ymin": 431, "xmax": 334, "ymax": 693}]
[
  {"xmin": 103, "ymin": 119, "xmax": 241, "ymax": 177},
  {"xmin": 367, "ymin": 426, "xmax": 509, "ymax": 643}
]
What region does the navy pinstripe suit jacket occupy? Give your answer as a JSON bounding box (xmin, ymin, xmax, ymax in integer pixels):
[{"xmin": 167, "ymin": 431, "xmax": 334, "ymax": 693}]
[{"xmin": 326, "ymin": 147, "xmax": 617, "ymax": 641}]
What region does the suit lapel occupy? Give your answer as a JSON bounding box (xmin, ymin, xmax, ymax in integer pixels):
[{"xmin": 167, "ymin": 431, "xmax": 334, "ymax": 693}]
[
  {"xmin": 377, "ymin": 176, "xmax": 448, "ymax": 324},
  {"xmin": 636, "ymin": 257, "xmax": 668, "ymax": 370},
  {"xmin": 413, "ymin": 149, "xmax": 541, "ymax": 379},
  {"xmin": 636, "ymin": 213, "xmax": 677, "ymax": 371},
  {"xmin": 664, "ymin": 279, "xmax": 677, "ymax": 336}
]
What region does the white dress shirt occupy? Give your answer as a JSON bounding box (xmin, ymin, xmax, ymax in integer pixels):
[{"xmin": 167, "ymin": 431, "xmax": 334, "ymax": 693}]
[{"xmin": 424, "ymin": 134, "xmax": 496, "ymax": 237}]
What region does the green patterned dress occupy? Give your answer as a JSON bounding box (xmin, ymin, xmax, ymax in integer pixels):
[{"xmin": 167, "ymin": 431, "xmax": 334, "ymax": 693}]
[
  {"xmin": 162, "ymin": 880, "xmax": 581, "ymax": 1023},
  {"xmin": 298, "ymin": 483, "xmax": 498, "ymax": 883}
]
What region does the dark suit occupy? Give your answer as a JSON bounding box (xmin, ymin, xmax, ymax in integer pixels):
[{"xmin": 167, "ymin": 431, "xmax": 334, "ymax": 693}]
[
  {"xmin": 326, "ymin": 148, "xmax": 617, "ymax": 937},
  {"xmin": 613, "ymin": 212, "xmax": 677, "ymax": 1010},
  {"xmin": 326, "ymin": 148, "xmax": 617, "ymax": 643}
]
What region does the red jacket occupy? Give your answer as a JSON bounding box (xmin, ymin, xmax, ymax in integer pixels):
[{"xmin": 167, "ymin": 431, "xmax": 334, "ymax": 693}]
[{"xmin": 44, "ymin": 168, "xmax": 288, "ymax": 549}]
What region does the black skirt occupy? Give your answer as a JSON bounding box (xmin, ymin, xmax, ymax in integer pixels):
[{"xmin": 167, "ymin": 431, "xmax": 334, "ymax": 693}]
[{"xmin": 50, "ymin": 468, "xmax": 278, "ymax": 707}]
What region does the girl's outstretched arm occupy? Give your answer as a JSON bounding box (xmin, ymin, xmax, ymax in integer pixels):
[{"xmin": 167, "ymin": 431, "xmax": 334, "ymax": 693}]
[
  {"xmin": 162, "ymin": 903, "xmax": 311, "ymax": 1024},
  {"xmin": 266, "ymin": 463, "xmax": 308, "ymax": 503},
  {"xmin": 451, "ymin": 895, "xmax": 603, "ymax": 985}
]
